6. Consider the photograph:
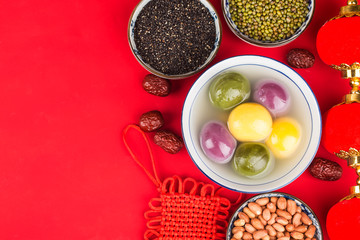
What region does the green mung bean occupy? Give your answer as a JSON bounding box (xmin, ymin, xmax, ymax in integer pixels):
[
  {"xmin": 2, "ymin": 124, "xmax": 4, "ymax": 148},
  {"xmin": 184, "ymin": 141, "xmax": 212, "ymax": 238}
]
[{"xmin": 229, "ymin": 0, "xmax": 309, "ymax": 42}]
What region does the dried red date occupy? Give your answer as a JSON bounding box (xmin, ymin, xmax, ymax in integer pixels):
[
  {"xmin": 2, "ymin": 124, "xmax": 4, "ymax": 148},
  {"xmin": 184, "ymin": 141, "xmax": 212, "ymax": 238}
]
[
  {"xmin": 142, "ymin": 74, "xmax": 171, "ymax": 96},
  {"xmin": 139, "ymin": 110, "xmax": 164, "ymax": 132},
  {"xmin": 286, "ymin": 48, "xmax": 315, "ymax": 69},
  {"xmin": 154, "ymin": 130, "xmax": 183, "ymax": 154},
  {"xmin": 309, "ymin": 157, "xmax": 342, "ymax": 181}
]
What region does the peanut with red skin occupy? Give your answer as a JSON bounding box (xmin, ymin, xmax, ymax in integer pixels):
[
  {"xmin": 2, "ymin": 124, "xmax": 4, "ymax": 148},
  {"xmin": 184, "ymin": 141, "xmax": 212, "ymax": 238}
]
[
  {"xmin": 296, "ymin": 206, "xmax": 302, "ymax": 213},
  {"xmin": 305, "ymin": 225, "xmax": 316, "ymax": 238},
  {"xmin": 272, "ymin": 223, "xmax": 285, "ymax": 232},
  {"xmin": 276, "ymin": 216, "xmax": 289, "ymax": 225},
  {"xmin": 301, "ymin": 212, "xmax": 313, "ymax": 225},
  {"xmin": 287, "ymin": 199, "xmax": 297, "ymax": 215},
  {"xmin": 253, "ymin": 230, "xmax": 268, "ymax": 240},
  {"xmin": 293, "ymin": 213, "xmax": 302, "ymax": 227},
  {"xmin": 245, "ymin": 223, "xmax": 257, "ymax": 233},
  {"xmin": 243, "ymin": 232, "xmax": 253, "ymax": 240},
  {"xmin": 262, "ymin": 235, "xmax": 270, "ymax": 240},
  {"xmin": 232, "ymin": 226, "xmax": 245, "ymax": 234},
  {"xmin": 267, "ymin": 213, "xmax": 277, "ymax": 225},
  {"xmin": 276, "ymin": 209, "xmax": 292, "ymax": 220},
  {"xmin": 259, "ymin": 214, "xmax": 268, "ymax": 226},
  {"xmin": 234, "ymin": 218, "xmax": 246, "ymax": 227},
  {"xmin": 251, "ymin": 218, "xmax": 264, "ymax": 230},
  {"xmin": 294, "ymin": 225, "xmax": 308, "ymax": 233},
  {"xmin": 262, "ymin": 208, "xmax": 271, "ymax": 221},
  {"xmin": 231, "ymin": 227, "xmax": 245, "ymax": 234},
  {"xmin": 267, "ymin": 202, "xmax": 277, "ymax": 213},
  {"xmin": 233, "ymin": 230, "xmax": 243, "ymax": 239},
  {"xmin": 285, "ymin": 223, "xmax": 295, "ymax": 232},
  {"xmin": 266, "ymin": 225, "xmax": 277, "ymax": 237},
  {"xmin": 278, "ymin": 237, "xmax": 290, "ymax": 240},
  {"xmin": 243, "ymin": 207, "xmax": 256, "ymax": 218},
  {"xmin": 256, "ymin": 197, "xmax": 270, "ymax": 206},
  {"xmin": 277, "ymin": 197, "xmax": 287, "ymax": 210},
  {"xmin": 238, "ymin": 212, "xmax": 250, "ymax": 223},
  {"xmin": 249, "ymin": 202, "xmax": 263, "ymax": 216},
  {"xmin": 276, "ymin": 232, "xmax": 285, "ymax": 238},
  {"xmin": 291, "ymin": 231, "xmax": 304, "ymax": 239}
]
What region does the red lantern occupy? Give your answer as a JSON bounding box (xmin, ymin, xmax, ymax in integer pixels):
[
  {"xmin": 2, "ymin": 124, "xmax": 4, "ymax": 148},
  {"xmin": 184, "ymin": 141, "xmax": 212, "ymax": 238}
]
[
  {"xmin": 326, "ymin": 197, "xmax": 360, "ymax": 240},
  {"xmin": 316, "ymin": 1, "xmax": 360, "ymax": 239}
]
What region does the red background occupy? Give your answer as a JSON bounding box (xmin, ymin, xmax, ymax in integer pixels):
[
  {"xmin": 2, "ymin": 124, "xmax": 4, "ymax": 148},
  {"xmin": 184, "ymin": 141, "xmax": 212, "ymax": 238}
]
[{"xmin": 0, "ymin": 0, "xmax": 356, "ymax": 239}]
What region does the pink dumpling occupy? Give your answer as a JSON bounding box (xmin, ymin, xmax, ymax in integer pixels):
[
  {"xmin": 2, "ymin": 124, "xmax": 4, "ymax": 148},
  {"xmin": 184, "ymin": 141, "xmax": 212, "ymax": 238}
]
[
  {"xmin": 200, "ymin": 121, "xmax": 237, "ymax": 164},
  {"xmin": 253, "ymin": 80, "xmax": 291, "ymax": 117}
]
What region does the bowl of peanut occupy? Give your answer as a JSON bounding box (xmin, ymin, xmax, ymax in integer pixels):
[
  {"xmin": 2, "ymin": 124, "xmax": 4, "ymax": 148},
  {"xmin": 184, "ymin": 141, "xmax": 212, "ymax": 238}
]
[{"xmin": 227, "ymin": 192, "xmax": 323, "ymax": 240}]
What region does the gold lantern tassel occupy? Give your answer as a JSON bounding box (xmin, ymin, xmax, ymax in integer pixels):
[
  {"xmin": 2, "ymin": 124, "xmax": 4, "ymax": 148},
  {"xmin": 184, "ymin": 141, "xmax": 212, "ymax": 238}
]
[{"xmin": 336, "ymin": 148, "xmax": 360, "ymax": 200}]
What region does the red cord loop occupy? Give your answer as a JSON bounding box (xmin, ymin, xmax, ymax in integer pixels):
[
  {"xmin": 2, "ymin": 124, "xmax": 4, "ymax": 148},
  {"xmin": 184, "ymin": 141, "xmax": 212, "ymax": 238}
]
[{"xmin": 122, "ymin": 124, "xmax": 161, "ymax": 188}]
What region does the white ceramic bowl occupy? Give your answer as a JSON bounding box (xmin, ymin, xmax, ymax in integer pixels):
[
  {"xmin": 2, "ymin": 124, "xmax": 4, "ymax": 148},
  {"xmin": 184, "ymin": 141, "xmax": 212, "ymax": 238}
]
[
  {"xmin": 226, "ymin": 192, "xmax": 323, "ymax": 240},
  {"xmin": 128, "ymin": 0, "xmax": 222, "ymax": 79},
  {"xmin": 182, "ymin": 55, "xmax": 321, "ymax": 193}
]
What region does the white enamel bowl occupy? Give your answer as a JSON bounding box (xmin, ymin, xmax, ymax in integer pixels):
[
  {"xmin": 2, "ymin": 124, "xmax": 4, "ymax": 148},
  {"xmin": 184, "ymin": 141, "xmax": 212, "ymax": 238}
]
[{"xmin": 182, "ymin": 55, "xmax": 321, "ymax": 193}]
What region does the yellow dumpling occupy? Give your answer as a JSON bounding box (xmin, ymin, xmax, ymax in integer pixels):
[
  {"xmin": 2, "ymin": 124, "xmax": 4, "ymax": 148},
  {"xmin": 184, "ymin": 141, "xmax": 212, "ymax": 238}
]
[
  {"xmin": 227, "ymin": 103, "xmax": 273, "ymax": 142},
  {"xmin": 266, "ymin": 117, "xmax": 301, "ymax": 159}
]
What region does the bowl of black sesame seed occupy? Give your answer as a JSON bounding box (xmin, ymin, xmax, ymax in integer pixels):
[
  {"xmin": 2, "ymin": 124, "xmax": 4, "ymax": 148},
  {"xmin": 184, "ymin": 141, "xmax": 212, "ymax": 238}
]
[
  {"xmin": 221, "ymin": 0, "xmax": 315, "ymax": 47},
  {"xmin": 128, "ymin": 0, "xmax": 222, "ymax": 79}
]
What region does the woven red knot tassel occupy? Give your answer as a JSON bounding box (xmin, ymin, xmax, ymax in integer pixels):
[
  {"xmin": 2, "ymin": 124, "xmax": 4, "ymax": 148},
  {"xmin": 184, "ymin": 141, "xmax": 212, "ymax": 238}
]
[
  {"xmin": 143, "ymin": 176, "xmax": 231, "ymax": 240},
  {"xmin": 123, "ymin": 125, "xmax": 243, "ymax": 240}
]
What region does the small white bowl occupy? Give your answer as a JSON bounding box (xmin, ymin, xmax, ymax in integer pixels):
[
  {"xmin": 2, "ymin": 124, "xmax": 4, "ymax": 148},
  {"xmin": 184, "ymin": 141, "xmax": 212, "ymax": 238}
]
[
  {"xmin": 181, "ymin": 55, "xmax": 321, "ymax": 193},
  {"xmin": 128, "ymin": 0, "xmax": 222, "ymax": 79},
  {"xmin": 227, "ymin": 192, "xmax": 323, "ymax": 240},
  {"xmin": 221, "ymin": 0, "xmax": 315, "ymax": 47}
]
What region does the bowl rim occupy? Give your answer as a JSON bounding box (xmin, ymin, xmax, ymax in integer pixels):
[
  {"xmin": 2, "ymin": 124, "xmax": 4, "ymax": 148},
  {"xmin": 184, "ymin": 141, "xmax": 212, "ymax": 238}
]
[
  {"xmin": 127, "ymin": 0, "xmax": 223, "ymax": 79},
  {"xmin": 220, "ymin": 0, "xmax": 315, "ymax": 47},
  {"xmin": 226, "ymin": 192, "xmax": 324, "ymax": 240},
  {"xmin": 181, "ymin": 55, "xmax": 322, "ymax": 193}
]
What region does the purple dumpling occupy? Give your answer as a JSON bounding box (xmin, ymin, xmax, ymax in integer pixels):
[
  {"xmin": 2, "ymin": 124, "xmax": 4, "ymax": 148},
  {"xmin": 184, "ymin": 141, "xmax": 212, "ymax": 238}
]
[
  {"xmin": 200, "ymin": 121, "xmax": 237, "ymax": 164},
  {"xmin": 253, "ymin": 80, "xmax": 291, "ymax": 117}
]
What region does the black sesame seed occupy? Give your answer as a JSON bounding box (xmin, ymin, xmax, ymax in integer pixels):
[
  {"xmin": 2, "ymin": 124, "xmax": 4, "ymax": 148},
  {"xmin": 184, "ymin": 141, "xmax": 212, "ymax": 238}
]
[{"xmin": 133, "ymin": 0, "xmax": 216, "ymax": 76}]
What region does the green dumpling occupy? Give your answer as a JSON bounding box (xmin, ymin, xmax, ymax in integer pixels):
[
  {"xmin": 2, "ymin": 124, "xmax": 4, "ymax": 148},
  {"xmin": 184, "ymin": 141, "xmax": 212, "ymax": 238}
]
[
  {"xmin": 209, "ymin": 72, "xmax": 250, "ymax": 110},
  {"xmin": 233, "ymin": 142, "xmax": 274, "ymax": 178}
]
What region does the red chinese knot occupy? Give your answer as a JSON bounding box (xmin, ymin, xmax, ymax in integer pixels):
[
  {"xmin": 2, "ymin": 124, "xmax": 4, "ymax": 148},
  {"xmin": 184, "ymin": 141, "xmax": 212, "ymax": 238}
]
[
  {"xmin": 144, "ymin": 176, "xmax": 231, "ymax": 240},
  {"xmin": 123, "ymin": 124, "xmax": 242, "ymax": 240}
]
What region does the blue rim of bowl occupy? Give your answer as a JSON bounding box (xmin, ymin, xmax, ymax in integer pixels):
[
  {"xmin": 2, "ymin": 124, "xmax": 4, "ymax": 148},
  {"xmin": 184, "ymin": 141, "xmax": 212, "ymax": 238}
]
[
  {"xmin": 221, "ymin": 0, "xmax": 315, "ymax": 47},
  {"xmin": 226, "ymin": 192, "xmax": 324, "ymax": 240},
  {"xmin": 181, "ymin": 55, "xmax": 322, "ymax": 193},
  {"xmin": 127, "ymin": 0, "xmax": 222, "ymax": 79}
]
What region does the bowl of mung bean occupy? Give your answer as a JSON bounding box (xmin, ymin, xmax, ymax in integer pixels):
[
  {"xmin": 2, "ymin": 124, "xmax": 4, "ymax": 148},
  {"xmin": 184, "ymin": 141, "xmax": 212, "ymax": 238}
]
[
  {"xmin": 221, "ymin": 0, "xmax": 315, "ymax": 47},
  {"xmin": 128, "ymin": 0, "xmax": 222, "ymax": 79},
  {"xmin": 227, "ymin": 192, "xmax": 323, "ymax": 240}
]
